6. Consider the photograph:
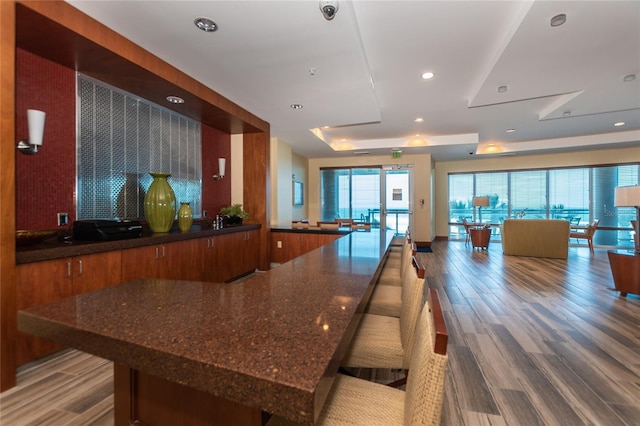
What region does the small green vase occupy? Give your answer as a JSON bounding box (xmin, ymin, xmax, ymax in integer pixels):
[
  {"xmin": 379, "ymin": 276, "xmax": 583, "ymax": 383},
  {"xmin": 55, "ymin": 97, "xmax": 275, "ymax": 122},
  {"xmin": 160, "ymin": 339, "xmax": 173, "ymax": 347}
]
[
  {"xmin": 144, "ymin": 172, "xmax": 176, "ymax": 233},
  {"xmin": 178, "ymin": 202, "xmax": 193, "ymax": 232}
]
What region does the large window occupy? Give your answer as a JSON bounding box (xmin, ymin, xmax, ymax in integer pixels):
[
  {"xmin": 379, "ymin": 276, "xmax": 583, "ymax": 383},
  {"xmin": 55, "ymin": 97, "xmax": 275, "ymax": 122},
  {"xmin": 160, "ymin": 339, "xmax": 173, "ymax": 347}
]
[
  {"xmin": 320, "ymin": 168, "xmax": 380, "ymax": 222},
  {"xmin": 449, "ymin": 164, "xmax": 640, "ymax": 248}
]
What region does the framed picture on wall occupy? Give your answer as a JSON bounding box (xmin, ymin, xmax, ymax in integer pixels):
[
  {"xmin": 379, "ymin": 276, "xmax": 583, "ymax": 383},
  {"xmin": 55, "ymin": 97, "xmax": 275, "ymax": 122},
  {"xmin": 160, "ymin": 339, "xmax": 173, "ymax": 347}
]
[{"xmin": 293, "ymin": 181, "xmax": 303, "ymax": 206}]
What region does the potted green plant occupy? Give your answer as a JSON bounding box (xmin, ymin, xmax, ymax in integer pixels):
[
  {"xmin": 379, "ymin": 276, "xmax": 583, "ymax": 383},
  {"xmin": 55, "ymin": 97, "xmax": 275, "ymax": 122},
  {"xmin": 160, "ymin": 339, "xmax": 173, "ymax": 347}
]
[{"xmin": 219, "ymin": 204, "xmax": 249, "ymax": 226}]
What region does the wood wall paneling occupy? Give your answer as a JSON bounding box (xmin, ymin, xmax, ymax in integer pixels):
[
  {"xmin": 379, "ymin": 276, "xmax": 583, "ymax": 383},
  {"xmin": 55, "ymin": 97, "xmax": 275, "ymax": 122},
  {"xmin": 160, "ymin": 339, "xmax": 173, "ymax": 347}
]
[
  {"xmin": 243, "ymin": 132, "xmax": 270, "ymax": 271},
  {"xmin": 0, "ymin": 0, "xmax": 17, "ymax": 391}
]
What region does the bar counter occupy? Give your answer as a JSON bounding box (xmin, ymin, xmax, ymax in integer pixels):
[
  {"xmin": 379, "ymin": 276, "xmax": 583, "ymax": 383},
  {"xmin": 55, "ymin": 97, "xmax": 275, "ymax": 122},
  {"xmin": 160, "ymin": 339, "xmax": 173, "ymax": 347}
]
[{"xmin": 19, "ymin": 229, "xmax": 394, "ymax": 425}]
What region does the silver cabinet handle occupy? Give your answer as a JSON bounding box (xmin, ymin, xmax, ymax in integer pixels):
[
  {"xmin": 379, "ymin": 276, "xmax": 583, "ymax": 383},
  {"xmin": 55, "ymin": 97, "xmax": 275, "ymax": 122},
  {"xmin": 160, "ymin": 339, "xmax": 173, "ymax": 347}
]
[
  {"xmin": 78, "ymin": 260, "xmax": 83, "ymax": 275},
  {"xmin": 67, "ymin": 262, "xmax": 71, "ymax": 277}
]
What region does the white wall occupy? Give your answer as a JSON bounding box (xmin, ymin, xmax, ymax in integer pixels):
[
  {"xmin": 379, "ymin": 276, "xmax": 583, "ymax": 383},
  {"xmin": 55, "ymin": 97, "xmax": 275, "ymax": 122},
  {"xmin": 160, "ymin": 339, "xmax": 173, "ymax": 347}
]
[
  {"xmin": 231, "ymin": 134, "xmax": 244, "ymax": 205},
  {"xmin": 291, "ymin": 151, "xmax": 308, "ymax": 221},
  {"xmin": 269, "ymin": 137, "xmax": 293, "ymax": 227},
  {"xmin": 308, "ymin": 153, "xmax": 433, "ymax": 243},
  {"xmin": 434, "ymin": 146, "xmax": 640, "ymax": 238}
]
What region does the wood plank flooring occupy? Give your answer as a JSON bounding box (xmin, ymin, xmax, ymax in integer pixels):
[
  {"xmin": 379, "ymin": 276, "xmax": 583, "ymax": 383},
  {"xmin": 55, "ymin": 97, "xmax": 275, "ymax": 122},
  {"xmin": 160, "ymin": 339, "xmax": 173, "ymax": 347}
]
[{"xmin": 1, "ymin": 241, "xmax": 639, "ymax": 425}]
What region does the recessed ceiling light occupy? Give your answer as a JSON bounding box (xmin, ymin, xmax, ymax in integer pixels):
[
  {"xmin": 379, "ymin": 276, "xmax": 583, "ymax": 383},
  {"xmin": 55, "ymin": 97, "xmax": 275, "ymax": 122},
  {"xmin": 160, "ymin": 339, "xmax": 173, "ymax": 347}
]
[
  {"xmin": 623, "ymin": 74, "xmax": 636, "ymax": 82},
  {"xmin": 166, "ymin": 95, "xmax": 184, "ymax": 104},
  {"xmin": 415, "ymin": 118, "xmax": 424, "ymax": 123},
  {"xmin": 498, "ymin": 85, "xmax": 508, "ymax": 93},
  {"xmin": 614, "ymin": 121, "xmax": 625, "ymax": 127},
  {"xmin": 550, "ymin": 14, "xmax": 566, "ymax": 27},
  {"xmin": 290, "ymin": 104, "xmax": 303, "ymax": 109},
  {"xmin": 420, "ymin": 72, "xmax": 434, "ymax": 80},
  {"xmin": 194, "ymin": 17, "xmax": 218, "ymax": 32},
  {"xmin": 506, "ymin": 128, "xmax": 516, "ymax": 133}
]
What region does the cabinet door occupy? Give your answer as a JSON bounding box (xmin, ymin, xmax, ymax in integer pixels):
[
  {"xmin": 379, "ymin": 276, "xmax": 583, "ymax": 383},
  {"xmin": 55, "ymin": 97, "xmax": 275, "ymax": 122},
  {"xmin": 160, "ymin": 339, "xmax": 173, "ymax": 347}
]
[
  {"xmin": 73, "ymin": 251, "xmax": 122, "ymax": 294},
  {"xmin": 163, "ymin": 239, "xmax": 200, "ymax": 281},
  {"xmin": 121, "ymin": 245, "xmax": 164, "ymax": 281},
  {"xmin": 216, "ymin": 231, "xmax": 259, "ymax": 282},
  {"xmin": 199, "ymin": 236, "xmax": 219, "ymax": 282},
  {"xmin": 16, "ymin": 259, "xmax": 73, "ymax": 365},
  {"xmin": 215, "ymin": 232, "xmax": 242, "ymax": 282},
  {"xmin": 242, "ymin": 230, "xmax": 260, "ymax": 275}
]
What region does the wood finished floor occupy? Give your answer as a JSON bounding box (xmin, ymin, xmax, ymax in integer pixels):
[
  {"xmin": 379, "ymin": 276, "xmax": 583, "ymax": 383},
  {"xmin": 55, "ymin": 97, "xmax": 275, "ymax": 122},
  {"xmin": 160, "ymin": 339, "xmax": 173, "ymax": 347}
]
[{"xmin": 1, "ymin": 241, "xmax": 639, "ymax": 425}]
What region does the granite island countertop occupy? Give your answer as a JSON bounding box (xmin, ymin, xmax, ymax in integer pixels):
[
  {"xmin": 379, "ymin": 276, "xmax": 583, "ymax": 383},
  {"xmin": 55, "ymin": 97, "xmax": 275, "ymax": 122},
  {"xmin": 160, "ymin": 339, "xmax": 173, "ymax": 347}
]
[{"xmin": 19, "ymin": 229, "xmax": 395, "ymax": 424}]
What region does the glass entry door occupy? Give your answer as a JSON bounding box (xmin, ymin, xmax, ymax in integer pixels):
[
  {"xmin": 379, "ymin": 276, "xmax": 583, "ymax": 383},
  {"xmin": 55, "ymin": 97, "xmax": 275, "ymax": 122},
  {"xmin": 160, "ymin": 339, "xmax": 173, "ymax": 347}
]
[
  {"xmin": 382, "ymin": 168, "xmax": 411, "ymax": 236},
  {"xmin": 319, "ymin": 166, "xmax": 412, "ymax": 236}
]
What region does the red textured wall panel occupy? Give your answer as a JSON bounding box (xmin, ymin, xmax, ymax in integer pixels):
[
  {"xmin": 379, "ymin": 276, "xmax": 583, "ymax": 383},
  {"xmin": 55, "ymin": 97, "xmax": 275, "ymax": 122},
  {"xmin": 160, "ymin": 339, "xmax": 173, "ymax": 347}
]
[
  {"xmin": 15, "ymin": 49, "xmax": 231, "ymax": 230},
  {"xmin": 16, "ymin": 49, "xmax": 76, "ymax": 230},
  {"xmin": 201, "ymin": 125, "xmax": 232, "ymax": 218}
]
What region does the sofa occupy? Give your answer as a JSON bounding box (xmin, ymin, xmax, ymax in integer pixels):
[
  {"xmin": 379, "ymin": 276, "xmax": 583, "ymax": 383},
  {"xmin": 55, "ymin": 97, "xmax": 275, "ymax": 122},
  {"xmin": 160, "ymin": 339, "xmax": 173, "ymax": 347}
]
[{"xmin": 501, "ymin": 219, "xmax": 570, "ymax": 259}]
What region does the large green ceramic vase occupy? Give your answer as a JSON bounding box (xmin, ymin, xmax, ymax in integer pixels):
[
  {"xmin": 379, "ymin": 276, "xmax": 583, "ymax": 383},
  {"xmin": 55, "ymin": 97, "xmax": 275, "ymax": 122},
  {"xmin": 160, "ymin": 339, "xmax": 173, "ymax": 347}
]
[
  {"xmin": 144, "ymin": 172, "xmax": 176, "ymax": 233},
  {"xmin": 178, "ymin": 202, "xmax": 193, "ymax": 232}
]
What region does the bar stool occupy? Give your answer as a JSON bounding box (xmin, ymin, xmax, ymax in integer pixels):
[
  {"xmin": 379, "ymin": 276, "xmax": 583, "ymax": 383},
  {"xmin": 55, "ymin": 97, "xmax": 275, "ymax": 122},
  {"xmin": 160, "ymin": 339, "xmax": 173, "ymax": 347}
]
[
  {"xmin": 339, "ymin": 258, "xmax": 426, "ymax": 386},
  {"xmin": 267, "ymin": 289, "xmax": 448, "ymax": 426}
]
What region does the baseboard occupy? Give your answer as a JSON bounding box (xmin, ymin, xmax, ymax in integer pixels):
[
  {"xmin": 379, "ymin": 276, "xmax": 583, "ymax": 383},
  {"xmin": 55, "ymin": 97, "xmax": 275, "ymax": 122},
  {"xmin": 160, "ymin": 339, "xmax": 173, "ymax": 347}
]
[{"xmin": 415, "ymin": 241, "xmax": 432, "ymax": 248}]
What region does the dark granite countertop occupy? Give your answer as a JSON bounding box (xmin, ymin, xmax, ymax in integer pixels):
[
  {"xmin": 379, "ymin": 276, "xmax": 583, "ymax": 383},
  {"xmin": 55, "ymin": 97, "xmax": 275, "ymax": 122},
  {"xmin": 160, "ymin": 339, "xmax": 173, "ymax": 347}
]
[
  {"xmin": 16, "ymin": 223, "xmax": 261, "ymax": 264},
  {"xmin": 19, "ymin": 229, "xmax": 394, "ymax": 424},
  {"xmin": 270, "ymin": 226, "xmax": 352, "ymax": 235}
]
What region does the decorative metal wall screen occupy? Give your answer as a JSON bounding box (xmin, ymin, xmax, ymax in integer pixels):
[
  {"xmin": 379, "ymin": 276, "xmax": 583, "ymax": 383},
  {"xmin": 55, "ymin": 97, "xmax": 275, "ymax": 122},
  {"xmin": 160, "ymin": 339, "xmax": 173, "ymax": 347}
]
[{"xmin": 77, "ymin": 74, "xmax": 202, "ymax": 221}]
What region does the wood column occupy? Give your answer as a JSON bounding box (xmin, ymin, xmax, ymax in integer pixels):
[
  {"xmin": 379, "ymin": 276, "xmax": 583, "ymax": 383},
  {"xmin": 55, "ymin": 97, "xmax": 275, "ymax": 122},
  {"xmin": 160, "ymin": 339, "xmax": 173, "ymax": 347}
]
[
  {"xmin": 244, "ymin": 131, "xmax": 271, "ymax": 272},
  {"xmin": 0, "ymin": 0, "xmax": 17, "ymax": 391}
]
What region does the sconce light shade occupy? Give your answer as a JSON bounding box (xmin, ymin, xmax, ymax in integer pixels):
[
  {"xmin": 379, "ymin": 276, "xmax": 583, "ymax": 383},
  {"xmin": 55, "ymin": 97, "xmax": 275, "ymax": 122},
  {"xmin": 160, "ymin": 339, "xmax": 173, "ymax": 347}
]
[
  {"xmin": 17, "ymin": 109, "xmax": 46, "ymax": 155},
  {"xmin": 614, "ymin": 185, "xmax": 640, "ymax": 207},
  {"xmin": 213, "ymin": 157, "xmax": 226, "ymax": 180},
  {"xmin": 472, "ymin": 196, "xmax": 490, "ymax": 207}
]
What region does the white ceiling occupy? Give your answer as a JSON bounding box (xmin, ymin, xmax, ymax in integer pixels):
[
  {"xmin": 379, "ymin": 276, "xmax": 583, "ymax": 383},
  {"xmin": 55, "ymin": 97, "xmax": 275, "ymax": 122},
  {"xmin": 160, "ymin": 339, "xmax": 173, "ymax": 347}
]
[{"xmin": 66, "ymin": 0, "xmax": 640, "ymax": 161}]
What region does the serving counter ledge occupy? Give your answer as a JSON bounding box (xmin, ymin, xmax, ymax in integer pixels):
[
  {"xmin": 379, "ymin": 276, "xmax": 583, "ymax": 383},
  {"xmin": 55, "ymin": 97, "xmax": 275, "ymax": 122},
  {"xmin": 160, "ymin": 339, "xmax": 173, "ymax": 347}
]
[{"xmin": 16, "ymin": 223, "xmax": 261, "ymax": 264}]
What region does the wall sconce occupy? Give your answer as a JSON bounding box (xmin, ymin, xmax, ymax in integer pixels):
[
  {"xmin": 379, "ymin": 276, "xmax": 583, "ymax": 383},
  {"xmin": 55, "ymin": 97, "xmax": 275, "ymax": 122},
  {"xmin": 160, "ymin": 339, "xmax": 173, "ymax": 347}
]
[
  {"xmin": 213, "ymin": 157, "xmax": 226, "ymax": 180},
  {"xmin": 17, "ymin": 109, "xmax": 46, "ymax": 155},
  {"xmin": 614, "ymin": 184, "xmax": 640, "ymax": 254}
]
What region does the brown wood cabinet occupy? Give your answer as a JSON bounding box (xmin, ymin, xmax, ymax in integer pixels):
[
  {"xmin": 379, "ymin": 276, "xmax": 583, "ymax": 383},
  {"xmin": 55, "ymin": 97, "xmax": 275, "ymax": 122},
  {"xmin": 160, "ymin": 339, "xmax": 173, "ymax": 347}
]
[
  {"xmin": 121, "ymin": 239, "xmax": 198, "ymax": 282},
  {"xmin": 271, "ymin": 231, "xmax": 342, "ymax": 264},
  {"xmin": 196, "ymin": 235, "xmax": 218, "ymax": 282},
  {"xmin": 216, "ymin": 230, "xmax": 259, "ymax": 282},
  {"xmin": 15, "ymin": 251, "xmax": 122, "ymax": 365}
]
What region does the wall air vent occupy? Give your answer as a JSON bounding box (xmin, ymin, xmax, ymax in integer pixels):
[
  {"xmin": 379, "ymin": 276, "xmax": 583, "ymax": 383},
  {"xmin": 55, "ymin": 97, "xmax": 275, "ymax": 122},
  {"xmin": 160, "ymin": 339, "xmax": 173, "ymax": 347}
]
[{"xmin": 354, "ymin": 151, "xmax": 370, "ymax": 155}]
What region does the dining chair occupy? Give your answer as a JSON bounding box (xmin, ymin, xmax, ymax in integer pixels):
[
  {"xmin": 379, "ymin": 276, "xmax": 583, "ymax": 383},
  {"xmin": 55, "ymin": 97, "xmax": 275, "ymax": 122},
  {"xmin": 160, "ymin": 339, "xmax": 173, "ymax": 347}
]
[
  {"xmin": 266, "ymin": 289, "xmax": 448, "ymax": 426},
  {"xmin": 351, "ymin": 222, "xmax": 372, "ymax": 231},
  {"xmin": 340, "ymin": 257, "xmax": 426, "ymax": 386},
  {"xmin": 318, "ymin": 221, "xmax": 340, "ymax": 230},
  {"xmin": 569, "ymin": 219, "xmax": 599, "ymax": 253},
  {"xmin": 334, "ymin": 218, "xmax": 354, "ymax": 227},
  {"xmin": 461, "ymin": 218, "xmax": 472, "ymax": 246},
  {"xmin": 291, "ymin": 220, "xmax": 309, "ymax": 229}
]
